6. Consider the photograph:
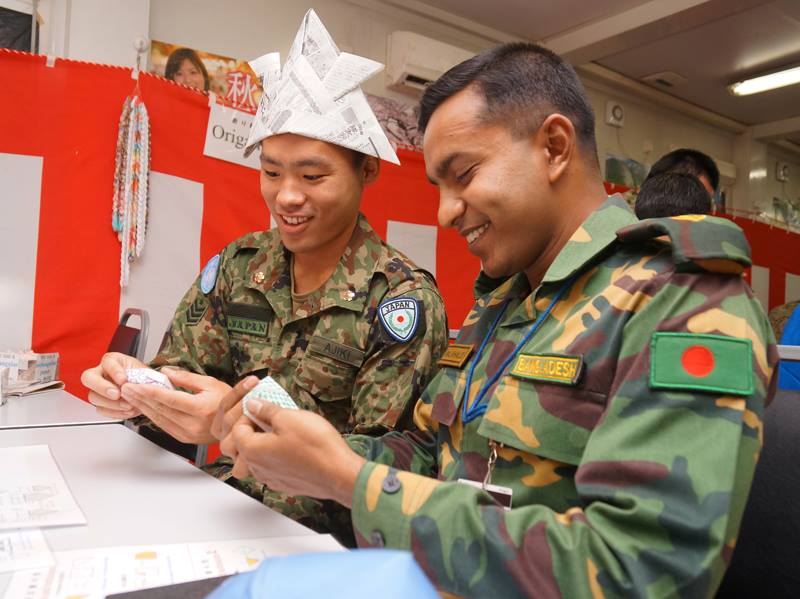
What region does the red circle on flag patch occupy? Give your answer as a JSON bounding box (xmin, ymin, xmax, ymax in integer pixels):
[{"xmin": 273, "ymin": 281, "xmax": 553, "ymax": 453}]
[
  {"xmin": 681, "ymin": 345, "xmax": 715, "ymax": 377},
  {"xmin": 397, "ymin": 316, "xmax": 405, "ymax": 323}
]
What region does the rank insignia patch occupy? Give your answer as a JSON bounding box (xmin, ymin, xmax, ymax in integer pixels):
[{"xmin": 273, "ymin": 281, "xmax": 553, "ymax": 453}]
[
  {"xmin": 378, "ymin": 297, "xmax": 419, "ymax": 343},
  {"xmin": 185, "ymin": 297, "xmax": 207, "ymax": 326},
  {"xmin": 649, "ymin": 332, "xmax": 753, "ymax": 395},
  {"xmin": 200, "ymin": 254, "xmax": 221, "ymax": 294},
  {"xmin": 438, "ymin": 344, "xmax": 474, "ymax": 368}
]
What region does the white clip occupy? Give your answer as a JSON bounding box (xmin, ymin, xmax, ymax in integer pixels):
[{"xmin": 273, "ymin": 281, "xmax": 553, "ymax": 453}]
[
  {"xmin": 45, "ymin": 55, "xmax": 55, "ymax": 68},
  {"xmin": 208, "ymin": 91, "xmax": 217, "ymax": 107},
  {"xmin": 131, "ymin": 36, "xmax": 148, "ymax": 81}
]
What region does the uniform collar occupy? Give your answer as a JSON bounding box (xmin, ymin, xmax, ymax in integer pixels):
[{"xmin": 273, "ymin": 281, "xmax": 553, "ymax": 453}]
[
  {"xmin": 496, "ymin": 195, "xmax": 637, "ymax": 327},
  {"xmin": 541, "ymin": 194, "xmax": 637, "ymax": 284},
  {"xmin": 246, "ymin": 214, "xmax": 381, "ymax": 324}
]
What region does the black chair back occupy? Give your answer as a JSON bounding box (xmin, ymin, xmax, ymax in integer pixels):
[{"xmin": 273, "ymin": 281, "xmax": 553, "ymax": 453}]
[
  {"xmin": 716, "ymin": 390, "xmax": 800, "ymax": 597},
  {"xmin": 108, "ymin": 308, "xmax": 149, "ymax": 360}
]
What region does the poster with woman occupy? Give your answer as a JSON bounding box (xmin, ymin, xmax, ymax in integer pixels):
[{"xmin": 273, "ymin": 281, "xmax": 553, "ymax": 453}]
[{"xmin": 149, "ymin": 41, "xmax": 262, "ymax": 113}]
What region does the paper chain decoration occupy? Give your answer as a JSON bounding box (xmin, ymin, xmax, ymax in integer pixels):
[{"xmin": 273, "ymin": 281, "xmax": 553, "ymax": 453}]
[{"xmin": 112, "ymin": 94, "xmax": 150, "ymax": 286}]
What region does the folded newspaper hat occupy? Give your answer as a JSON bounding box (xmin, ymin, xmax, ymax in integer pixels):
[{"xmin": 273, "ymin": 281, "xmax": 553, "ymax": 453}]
[{"xmin": 245, "ymin": 9, "xmax": 400, "ymax": 165}]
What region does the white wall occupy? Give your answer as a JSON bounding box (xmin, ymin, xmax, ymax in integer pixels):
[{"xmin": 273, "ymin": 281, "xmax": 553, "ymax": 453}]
[
  {"xmin": 148, "ymin": 0, "xmax": 491, "ymax": 102},
  {"xmin": 68, "ymin": 0, "xmax": 150, "ymax": 67},
  {"xmin": 766, "ymin": 148, "xmax": 800, "ymax": 215},
  {"xmin": 45, "ymin": 0, "xmax": 800, "ymax": 213},
  {"xmin": 36, "ymin": 0, "xmax": 150, "ymax": 67},
  {"xmin": 585, "ymin": 81, "xmax": 737, "ymax": 179}
]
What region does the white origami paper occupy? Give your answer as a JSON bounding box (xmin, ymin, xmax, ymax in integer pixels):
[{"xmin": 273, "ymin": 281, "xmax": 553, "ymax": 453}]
[{"xmin": 246, "ymin": 9, "xmax": 400, "ymax": 164}]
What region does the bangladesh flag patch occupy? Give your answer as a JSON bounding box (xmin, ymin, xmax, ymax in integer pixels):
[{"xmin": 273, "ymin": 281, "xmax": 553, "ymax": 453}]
[
  {"xmin": 649, "ymin": 332, "xmax": 753, "ymax": 396},
  {"xmin": 378, "ymin": 297, "xmax": 419, "ymax": 343}
]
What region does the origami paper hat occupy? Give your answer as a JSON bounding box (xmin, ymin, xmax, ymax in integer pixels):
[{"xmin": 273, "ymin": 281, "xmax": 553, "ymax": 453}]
[{"xmin": 245, "ymin": 9, "xmax": 400, "ymax": 165}]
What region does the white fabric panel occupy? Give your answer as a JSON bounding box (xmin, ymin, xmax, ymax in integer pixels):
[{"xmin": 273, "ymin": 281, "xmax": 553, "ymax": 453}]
[
  {"xmin": 120, "ymin": 172, "xmax": 204, "ymax": 362},
  {"xmin": 786, "ymin": 273, "xmax": 800, "ymax": 304},
  {"xmin": 386, "ymin": 220, "xmax": 438, "ymax": 277},
  {"xmin": 750, "ymin": 265, "xmax": 770, "ymax": 311},
  {"xmin": 0, "ymin": 153, "xmax": 43, "ymax": 349}
]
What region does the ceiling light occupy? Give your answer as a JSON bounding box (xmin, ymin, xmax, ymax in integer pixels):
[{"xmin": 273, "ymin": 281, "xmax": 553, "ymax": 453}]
[{"xmin": 729, "ymin": 65, "xmax": 800, "ymax": 96}]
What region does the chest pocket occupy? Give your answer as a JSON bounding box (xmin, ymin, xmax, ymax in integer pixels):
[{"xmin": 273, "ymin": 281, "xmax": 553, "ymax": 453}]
[
  {"xmin": 429, "ymin": 367, "xmax": 469, "ymax": 426},
  {"xmin": 477, "ymin": 376, "xmax": 606, "ymax": 465},
  {"xmin": 227, "ymin": 302, "xmax": 273, "ymax": 378},
  {"xmin": 295, "ymin": 335, "xmax": 364, "ymax": 403}
]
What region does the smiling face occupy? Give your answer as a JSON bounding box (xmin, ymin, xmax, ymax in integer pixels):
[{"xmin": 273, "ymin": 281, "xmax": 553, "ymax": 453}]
[
  {"xmin": 259, "ymin": 134, "xmax": 378, "ymax": 258},
  {"xmin": 423, "ymin": 87, "xmax": 561, "ymax": 281},
  {"xmin": 173, "ymin": 58, "xmax": 206, "ymax": 90}
]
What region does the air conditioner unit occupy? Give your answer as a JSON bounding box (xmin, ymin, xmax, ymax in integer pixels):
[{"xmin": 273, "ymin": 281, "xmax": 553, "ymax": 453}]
[{"xmin": 386, "ymin": 31, "xmax": 474, "ymax": 97}]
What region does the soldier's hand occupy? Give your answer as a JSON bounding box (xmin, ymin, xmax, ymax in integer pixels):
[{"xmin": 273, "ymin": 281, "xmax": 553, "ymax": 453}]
[
  {"xmin": 227, "ymin": 401, "xmax": 366, "ymax": 508},
  {"xmin": 212, "ymin": 375, "xmax": 259, "ymax": 443},
  {"xmin": 121, "ymin": 369, "xmax": 230, "ymax": 444},
  {"xmin": 80, "ymin": 352, "xmax": 145, "ymax": 419}
]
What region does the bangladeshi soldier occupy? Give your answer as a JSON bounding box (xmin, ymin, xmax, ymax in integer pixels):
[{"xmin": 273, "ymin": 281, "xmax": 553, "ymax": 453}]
[
  {"xmin": 80, "ymin": 10, "xmax": 448, "ymax": 542},
  {"xmin": 215, "ymin": 42, "xmax": 777, "ymax": 597}
]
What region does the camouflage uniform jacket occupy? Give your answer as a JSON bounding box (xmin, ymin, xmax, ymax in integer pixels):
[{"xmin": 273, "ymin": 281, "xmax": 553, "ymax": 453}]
[
  {"xmin": 347, "ymin": 196, "xmax": 777, "ymax": 598},
  {"xmin": 151, "ymin": 213, "xmax": 448, "ymax": 435},
  {"xmin": 768, "ymin": 299, "xmax": 800, "ymax": 341}
]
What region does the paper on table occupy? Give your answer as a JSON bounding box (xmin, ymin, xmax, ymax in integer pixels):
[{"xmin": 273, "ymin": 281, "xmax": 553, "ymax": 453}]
[
  {"xmin": 0, "ymin": 529, "xmax": 54, "ymax": 573},
  {"xmin": 0, "ymin": 445, "xmax": 86, "ymax": 530},
  {"xmin": 4, "ymin": 534, "xmax": 343, "ymax": 599},
  {"xmin": 5, "ymin": 380, "xmax": 65, "ymax": 397}
]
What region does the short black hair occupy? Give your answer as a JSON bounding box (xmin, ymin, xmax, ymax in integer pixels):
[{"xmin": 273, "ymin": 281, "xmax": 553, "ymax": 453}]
[
  {"xmin": 645, "ymin": 148, "xmax": 719, "ymax": 192},
  {"xmin": 165, "ymin": 47, "xmax": 210, "ymax": 92},
  {"xmin": 351, "ymin": 150, "xmax": 368, "ymax": 168},
  {"xmin": 634, "ymin": 172, "xmax": 712, "ymax": 219},
  {"xmin": 418, "ymin": 42, "xmax": 597, "ymax": 159}
]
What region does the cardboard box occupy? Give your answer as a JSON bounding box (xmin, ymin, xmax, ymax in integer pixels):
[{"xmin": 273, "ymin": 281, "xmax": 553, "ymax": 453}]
[{"xmin": 0, "ymin": 351, "xmax": 60, "ymax": 386}]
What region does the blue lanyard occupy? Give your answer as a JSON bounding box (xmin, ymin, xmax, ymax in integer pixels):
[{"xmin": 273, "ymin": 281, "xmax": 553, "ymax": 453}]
[{"xmin": 461, "ymin": 279, "xmax": 573, "ymax": 424}]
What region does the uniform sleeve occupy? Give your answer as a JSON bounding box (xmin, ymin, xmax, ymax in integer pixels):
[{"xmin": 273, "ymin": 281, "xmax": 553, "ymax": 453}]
[
  {"xmin": 149, "ymin": 253, "xmax": 236, "ymax": 385},
  {"xmin": 348, "ymin": 281, "xmax": 448, "ymax": 435},
  {"xmin": 350, "ymin": 271, "xmax": 777, "ymax": 598}
]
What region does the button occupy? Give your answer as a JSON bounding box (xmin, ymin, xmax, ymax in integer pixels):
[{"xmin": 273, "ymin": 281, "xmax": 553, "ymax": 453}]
[
  {"xmin": 382, "ymin": 469, "xmax": 401, "ymax": 494},
  {"xmin": 370, "ymin": 530, "xmax": 385, "ymax": 547},
  {"xmin": 252, "ymin": 271, "xmax": 266, "ymax": 284},
  {"xmin": 343, "ymin": 288, "xmax": 356, "ymax": 301}
]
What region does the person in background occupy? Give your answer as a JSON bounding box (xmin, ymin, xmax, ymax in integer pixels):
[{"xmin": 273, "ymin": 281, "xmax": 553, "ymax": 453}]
[
  {"xmin": 644, "ymin": 147, "xmax": 720, "ymax": 197},
  {"xmin": 769, "ymin": 299, "xmax": 800, "ymax": 342},
  {"xmin": 215, "ymin": 41, "xmax": 776, "ymax": 597},
  {"xmin": 81, "ymin": 11, "xmax": 448, "ymax": 545},
  {"xmin": 634, "ymin": 171, "xmax": 712, "ymax": 218},
  {"xmin": 165, "ymin": 47, "xmax": 210, "ymax": 92}
]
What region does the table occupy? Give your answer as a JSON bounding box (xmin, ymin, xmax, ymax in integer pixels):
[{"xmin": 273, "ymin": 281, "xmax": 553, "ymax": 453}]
[
  {"xmin": 0, "ymin": 389, "xmax": 121, "ymax": 429},
  {"xmin": 0, "ymin": 424, "xmax": 318, "ymax": 594},
  {"xmin": 778, "ymin": 344, "xmax": 800, "ymax": 362}
]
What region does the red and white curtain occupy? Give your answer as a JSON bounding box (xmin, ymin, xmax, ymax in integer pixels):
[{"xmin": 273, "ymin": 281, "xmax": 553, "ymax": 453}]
[{"xmin": 1, "ymin": 50, "xmax": 798, "ymax": 397}]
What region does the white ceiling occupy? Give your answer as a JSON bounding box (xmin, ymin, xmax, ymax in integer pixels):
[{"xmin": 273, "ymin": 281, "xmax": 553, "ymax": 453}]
[
  {"xmin": 409, "ymin": 0, "xmax": 647, "ymax": 41},
  {"xmin": 411, "ymin": 0, "xmax": 800, "ymax": 143}
]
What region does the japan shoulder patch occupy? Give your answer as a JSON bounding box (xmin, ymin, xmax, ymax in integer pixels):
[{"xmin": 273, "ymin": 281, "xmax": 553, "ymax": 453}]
[
  {"xmin": 378, "ymin": 297, "xmax": 419, "ymax": 343},
  {"xmin": 200, "ymin": 254, "xmax": 221, "ymax": 294}
]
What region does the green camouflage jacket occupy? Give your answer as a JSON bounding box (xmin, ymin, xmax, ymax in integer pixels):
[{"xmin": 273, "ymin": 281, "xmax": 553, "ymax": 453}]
[
  {"xmin": 148, "ymin": 214, "xmax": 448, "ymax": 541},
  {"xmin": 347, "ymin": 196, "xmax": 777, "ymax": 598},
  {"xmin": 768, "ymin": 299, "xmax": 799, "ymax": 341},
  {"xmin": 151, "ymin": 213, "xmax": 447, "ymax": 434}
]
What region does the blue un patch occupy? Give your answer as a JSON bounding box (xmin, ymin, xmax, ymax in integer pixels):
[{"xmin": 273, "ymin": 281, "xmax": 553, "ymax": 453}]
[{"xmin": 200, "ymin": 254, "xmax": 221, "ymax": 294}]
